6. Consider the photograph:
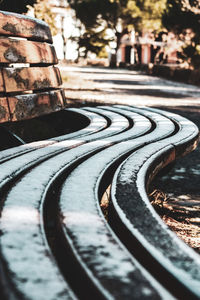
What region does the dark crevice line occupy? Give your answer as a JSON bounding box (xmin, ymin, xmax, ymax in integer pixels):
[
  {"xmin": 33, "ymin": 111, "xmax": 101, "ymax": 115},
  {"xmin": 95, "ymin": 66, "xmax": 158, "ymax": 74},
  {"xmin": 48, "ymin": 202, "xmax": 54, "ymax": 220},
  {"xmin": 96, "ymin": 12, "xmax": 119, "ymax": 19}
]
[
  {"xmin": 108, "ymin": 193, "xmax": 198, "ymax": 300},
  {"xmin": 86, "ymin": 111, "xmax": 111, "ymax": 128},
  {"xmin": 0, "ymin": 144, "xmax": 94, "ymax": 298},
  {"xmin": 2, "ymin": 87, "xmax": 62, "ymax": 97},
  {"xmin": 42, "ymin": 133, "xmax": 171, "ymax": 299},
  {"xmin": 0, "ymin": 108, "xmax": 181, "ymax": 298},
  {"xmin": 85, "ymin": 108, "xmax": 134, "ymax": 133},
  {"xmin": 0, "ymin": 143, "xmax": 86, "ymax": 214},
  {"xmin": 29, "ymin": 63, "xmax": 57, "ymax": 67},
  {"xmin": 105, "ymin": 150, "xmax": 198, "ymax": 299},
  {"xmin": 97, "ymin": 133, "xmax": 195, "ymax": 299},
  {"xmin": 42, "ymin": 146, "xmax": 111, "ymax": 300},
  {"xmin": 0, "ymin": 132, "xmax": 116, "ymax": 299},
  {"xmin": 1, "ymin": 68, "xmax": 12, "ymax": 121}
]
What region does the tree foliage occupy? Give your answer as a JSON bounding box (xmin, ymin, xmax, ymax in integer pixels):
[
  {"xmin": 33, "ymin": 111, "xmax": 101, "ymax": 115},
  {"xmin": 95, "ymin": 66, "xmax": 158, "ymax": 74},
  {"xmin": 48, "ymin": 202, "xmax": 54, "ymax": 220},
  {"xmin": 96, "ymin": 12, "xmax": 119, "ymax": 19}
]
[
  {"xmin": 0, "ymin": 0, "xmax": 36, "ymax": 14},
  {"xmin": 163, "ymin": 0, "xmax": 200, "ymax": 68},
  {"xmin": 68, "ymin": 0, "xmax": 166, "ymax": 58},
  {"xmin": 128, "ymin": 0, "xmax": 166, "ymax": 33}
]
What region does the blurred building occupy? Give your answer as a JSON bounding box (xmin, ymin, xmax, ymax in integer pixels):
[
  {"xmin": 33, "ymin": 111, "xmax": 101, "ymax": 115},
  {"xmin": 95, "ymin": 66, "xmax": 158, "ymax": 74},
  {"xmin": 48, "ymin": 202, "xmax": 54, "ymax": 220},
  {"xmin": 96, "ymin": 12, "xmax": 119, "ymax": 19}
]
[
  {"xmin": 118, "ymin": 30, "xmax": 180, "ymax": 66},
  {"xmin": 28, "ymin": 1, "xmax": 180, "ymax": 66}
]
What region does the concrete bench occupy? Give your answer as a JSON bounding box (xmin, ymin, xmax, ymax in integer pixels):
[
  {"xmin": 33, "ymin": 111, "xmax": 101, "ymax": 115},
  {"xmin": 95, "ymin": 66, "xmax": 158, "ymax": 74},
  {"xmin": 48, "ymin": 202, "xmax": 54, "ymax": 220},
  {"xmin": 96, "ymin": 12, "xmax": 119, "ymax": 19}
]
[{"xmin": 0, "ymin": 103, "xmax": 199, "ymax": 299}]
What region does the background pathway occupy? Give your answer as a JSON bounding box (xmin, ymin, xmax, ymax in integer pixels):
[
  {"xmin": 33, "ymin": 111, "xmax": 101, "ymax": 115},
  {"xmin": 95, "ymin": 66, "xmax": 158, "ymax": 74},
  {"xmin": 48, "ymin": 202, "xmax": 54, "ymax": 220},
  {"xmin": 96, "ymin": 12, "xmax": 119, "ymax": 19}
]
[{"xmin": 61, "ymin": 65, "xmax": 200, "ymax": 107}]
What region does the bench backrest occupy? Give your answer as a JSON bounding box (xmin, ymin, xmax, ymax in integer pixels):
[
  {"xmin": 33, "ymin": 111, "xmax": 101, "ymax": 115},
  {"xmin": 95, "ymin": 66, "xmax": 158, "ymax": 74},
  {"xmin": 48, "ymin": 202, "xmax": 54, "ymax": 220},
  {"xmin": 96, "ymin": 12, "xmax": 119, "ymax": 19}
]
[{"xmin": 0, "ymin": 10, "xmax": 65, "ymax": 123}]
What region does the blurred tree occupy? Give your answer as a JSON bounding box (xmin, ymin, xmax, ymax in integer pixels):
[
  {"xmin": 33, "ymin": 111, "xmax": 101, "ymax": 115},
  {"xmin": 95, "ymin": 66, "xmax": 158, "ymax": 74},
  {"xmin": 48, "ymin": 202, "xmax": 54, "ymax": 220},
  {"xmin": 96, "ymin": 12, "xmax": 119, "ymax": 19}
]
[
  {"xmin": 128, "ymin": 0, "xmax": 166, "ymax": 33},
  {"xmin": 0, "ymin": 0, "xmax": 36, "ymax": 13},
  {"xmin": 30, "ymin": 0, "xmax": 59, "ymax": 36},
  {"xmin": 71, "ymin": 27, "xmax": 111, "ymax": 60},
  {"xmin": 68, "ymin": 0, "xmax": 166, "ymax": 62},
  {"xmin": 68, "ymin": 0, "xmax": 121, "ymax": 59},
  {"xmin": 163, "ymin": 0, "xmax": 200, "ymax": 68}
]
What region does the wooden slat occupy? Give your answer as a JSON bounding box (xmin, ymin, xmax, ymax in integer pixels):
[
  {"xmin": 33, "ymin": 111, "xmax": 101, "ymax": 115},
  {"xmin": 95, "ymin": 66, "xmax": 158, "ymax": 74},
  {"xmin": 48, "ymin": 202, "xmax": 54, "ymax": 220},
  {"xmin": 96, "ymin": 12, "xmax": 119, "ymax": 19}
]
[
  {"xmin": 0, "ymin": 10, "xmax": 52, "ymax": 43},
  {"xmin": 8, "ymin": 89, "xmax": 65, "ymax": 121},
  {"xmin": 3, "ymin": 66, "xmax": 62, "ymax": 92},
  {"xmin": 0, "ymin": 97, "xmax": 10, "ymax": 122},
  {"xmin": 0, "ymin": 37, "xmax": 58, "ymax": 64}
]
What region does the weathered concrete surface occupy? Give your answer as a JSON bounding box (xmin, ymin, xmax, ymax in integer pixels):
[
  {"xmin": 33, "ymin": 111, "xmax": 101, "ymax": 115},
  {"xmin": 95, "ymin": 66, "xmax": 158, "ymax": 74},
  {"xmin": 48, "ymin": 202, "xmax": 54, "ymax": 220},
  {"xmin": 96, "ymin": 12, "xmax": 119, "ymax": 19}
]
[{"xmin": 61, "ymin": 64, "xmax": 200, "ymax": 254}]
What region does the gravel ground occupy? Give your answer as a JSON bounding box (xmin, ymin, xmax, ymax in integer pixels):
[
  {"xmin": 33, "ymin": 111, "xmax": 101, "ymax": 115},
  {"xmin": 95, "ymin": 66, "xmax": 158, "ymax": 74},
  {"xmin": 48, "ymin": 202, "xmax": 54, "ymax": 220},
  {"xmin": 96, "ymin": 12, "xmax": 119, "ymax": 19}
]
[
  {"xmin": 61, "ymin": 64, "xmax": 200, "ymax": 253},
  {"xmin": 150, "ymin": 106, "xmax": 200, "ymax": 254}
]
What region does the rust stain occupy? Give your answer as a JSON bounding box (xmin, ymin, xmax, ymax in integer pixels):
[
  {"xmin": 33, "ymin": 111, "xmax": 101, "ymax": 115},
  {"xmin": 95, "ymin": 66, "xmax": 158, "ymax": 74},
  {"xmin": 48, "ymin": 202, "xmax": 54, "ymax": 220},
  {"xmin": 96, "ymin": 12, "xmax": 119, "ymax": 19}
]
[
  {"xmin": 2, "ymin": 41, "xmax": 10, "ymax": 48},
  {"xmin": 0, "ymin": 104, "xmax": 7, "ymax": 119},
  {"xmin": 10, "ymin": 90, "xmax": 63, "ymax": 121},
  {"xmin": 31, "ymin": 23, "xmax": 52, "ymax": 43},
  {"xmin": 3, "ymin": 23, "xmax": 18, "ymax": 35},
  {"xmin": 33, "ymin": 79, "xmax": 51, "ymax": 90},
  {"xmin": 3, "ymin": 66, "xmax": 60, "ymax": 92},
  {"xmin": 37, "ymin": 94, "xmax": 49, "ymax": 105},
  {"xmin": 2, "ymin": 22, "xmax": 38, "ymax": 40},
  {"xmin": 15, "ymin": 100, "xmax": 28, "ymax": 120},
  {"xmin": 13, "ymin": 96, "xmax": 36, "ymax": 120},
  {"xmin": 0, "ymin": 98, "xmax": 10, "ymax": 122},
  {"xmin": 4, "ymin": 47, "xmax": 26, "ymax": 63},
  {"xmin": 5, "ymin": 69, "xmax": 29, "ymax": 90}
]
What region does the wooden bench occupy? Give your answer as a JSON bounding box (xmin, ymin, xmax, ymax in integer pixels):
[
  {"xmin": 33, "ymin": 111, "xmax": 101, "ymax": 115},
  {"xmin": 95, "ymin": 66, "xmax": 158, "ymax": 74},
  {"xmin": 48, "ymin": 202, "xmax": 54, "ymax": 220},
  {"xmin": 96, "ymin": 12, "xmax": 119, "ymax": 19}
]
[
  {"xmin": 0, "ymin": 10, "xmax": 64, "ymax": 149},
  {"xmin": 0, "ymin": 10, "xmax": 200, "ymax": 300}
]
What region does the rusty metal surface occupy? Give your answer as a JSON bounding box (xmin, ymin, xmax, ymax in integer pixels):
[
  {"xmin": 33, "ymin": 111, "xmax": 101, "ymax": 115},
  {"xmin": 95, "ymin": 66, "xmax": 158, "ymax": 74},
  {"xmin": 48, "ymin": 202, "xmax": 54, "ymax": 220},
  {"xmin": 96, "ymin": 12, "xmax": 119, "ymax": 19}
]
[
  {"xmin": 0, "ymin": 10, "xmax": 52, "ymax": 43},
  {"xmin": 0, "ymin": 37, "xmax": 57, "ymax": 64}
]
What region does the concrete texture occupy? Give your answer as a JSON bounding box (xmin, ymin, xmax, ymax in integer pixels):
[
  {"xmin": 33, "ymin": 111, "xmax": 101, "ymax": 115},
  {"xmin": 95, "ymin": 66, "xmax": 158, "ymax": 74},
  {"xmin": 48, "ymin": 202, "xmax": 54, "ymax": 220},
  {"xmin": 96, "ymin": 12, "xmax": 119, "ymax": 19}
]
[{"xmin": 61, "ymin": 64, "xmax": 200, "ymax": 253}]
